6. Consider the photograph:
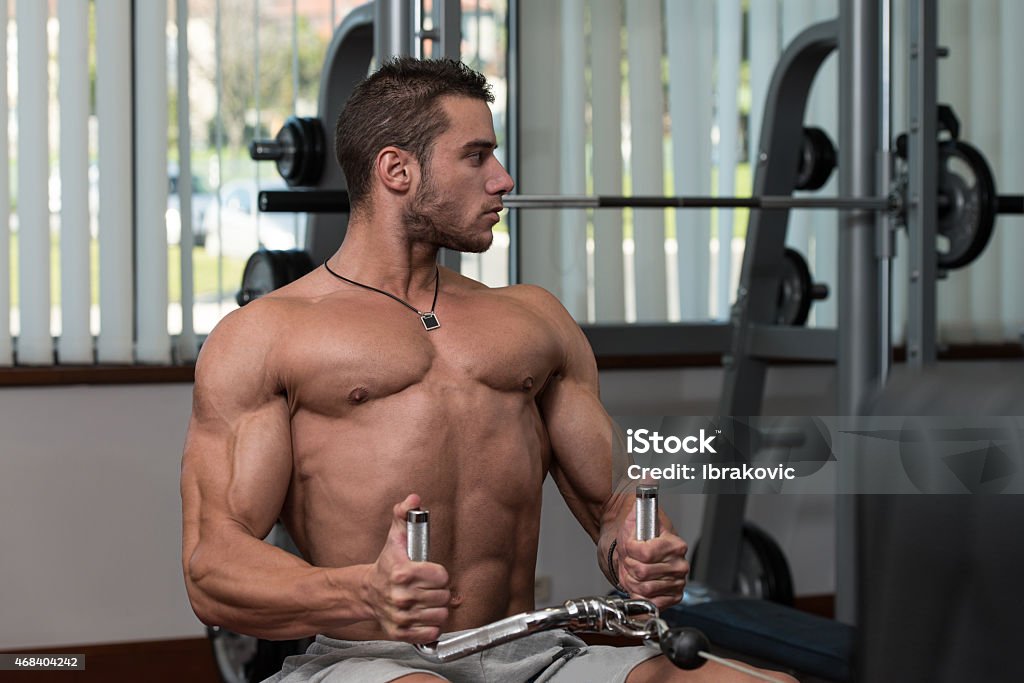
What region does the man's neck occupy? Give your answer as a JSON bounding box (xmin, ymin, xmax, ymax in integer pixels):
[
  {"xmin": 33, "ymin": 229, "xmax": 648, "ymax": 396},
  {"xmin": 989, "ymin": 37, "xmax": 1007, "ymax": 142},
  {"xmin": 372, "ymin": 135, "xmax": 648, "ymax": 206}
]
[{"xmin": 327, "ymin": 218, "xmax": 441, "ymax": 298}]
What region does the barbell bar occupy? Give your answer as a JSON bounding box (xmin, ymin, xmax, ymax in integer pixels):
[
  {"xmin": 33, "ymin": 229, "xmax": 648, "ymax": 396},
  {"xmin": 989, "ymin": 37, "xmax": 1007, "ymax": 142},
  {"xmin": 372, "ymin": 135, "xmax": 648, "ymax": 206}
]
[
  {"xmin": 258, "ymin": 188, "xmax": 1024, "ymax": 216},
  {"xmin": 257, "ymin": 189, "xmax": 906, "ymax": 214},
  {"xmin": 502, "ymin": 194, "xmax": 899, "ymax": 211}
]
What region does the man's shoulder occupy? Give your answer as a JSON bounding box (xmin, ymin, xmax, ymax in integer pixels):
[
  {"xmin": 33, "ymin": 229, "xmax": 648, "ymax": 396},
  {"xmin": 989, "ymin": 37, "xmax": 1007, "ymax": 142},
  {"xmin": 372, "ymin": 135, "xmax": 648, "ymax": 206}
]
[
  {"xmin": 455, "ymin": 278, "xmax": 583, "ymax": 348},
  {"xmin": 199, "ymin": 276, "xmax": 328, "ymax": 370},
  {"xmin": 210, "ymin": 269, "xmax": 334, "ymax": 337},
  {"xmin": 492, "ymin": 283, "xmax": 575, "ymax": 324},
  {"xmin": 459, "ymin": 275, "xmax": 564, "ymax": 311}
]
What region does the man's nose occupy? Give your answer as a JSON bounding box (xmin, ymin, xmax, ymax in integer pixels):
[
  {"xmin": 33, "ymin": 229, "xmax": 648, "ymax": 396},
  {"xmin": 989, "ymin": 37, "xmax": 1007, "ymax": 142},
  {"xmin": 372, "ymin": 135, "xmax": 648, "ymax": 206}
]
[{"xmin": 490, "ymin": 163, "xmax": 515, "ymax": 195}]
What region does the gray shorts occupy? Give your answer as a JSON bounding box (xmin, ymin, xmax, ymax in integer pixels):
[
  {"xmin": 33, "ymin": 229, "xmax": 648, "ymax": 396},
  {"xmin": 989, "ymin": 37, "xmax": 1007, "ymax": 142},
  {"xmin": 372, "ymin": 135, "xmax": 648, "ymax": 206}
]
[{"xmin": 262, "ymin": 629, "xmax": 661, "ymax": 683}]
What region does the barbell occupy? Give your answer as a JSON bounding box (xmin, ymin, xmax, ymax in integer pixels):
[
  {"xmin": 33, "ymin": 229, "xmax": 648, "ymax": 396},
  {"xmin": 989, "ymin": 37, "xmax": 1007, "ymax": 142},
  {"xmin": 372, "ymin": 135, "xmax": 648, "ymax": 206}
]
[
  {"xmin": 258, "ymin": 183, "xmax": 1021, "ymax": 273},
  {"xmin": 251, "ymin": 113, "xmax": 1023, "ymax": 271},
  {"xmin": 257, "ymin": 189, "xmax": 900, "ymax": 213},
  {"xmin": 501, "ymin": 194, "xmax": 898, "ymax": 211}
]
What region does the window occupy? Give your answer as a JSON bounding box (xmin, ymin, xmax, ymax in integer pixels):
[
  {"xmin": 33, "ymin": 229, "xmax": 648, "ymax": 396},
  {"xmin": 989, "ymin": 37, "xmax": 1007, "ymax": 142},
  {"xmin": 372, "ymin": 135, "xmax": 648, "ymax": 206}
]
[
  {"xmin": 513, "ymin": 0, "xmax": 1023, "ymax": 346},
  {"xmin": 4, "ymin": 0, "xmax": 1020, "ymax": 369},
  {"xmin": 1, "ymin": 0, "xmax": 509, "ymax": 367}
]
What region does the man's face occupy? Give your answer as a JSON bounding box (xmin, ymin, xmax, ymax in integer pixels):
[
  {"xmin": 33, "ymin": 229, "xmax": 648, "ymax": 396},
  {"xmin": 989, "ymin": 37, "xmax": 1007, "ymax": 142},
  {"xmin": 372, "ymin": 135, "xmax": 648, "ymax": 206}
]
[{"xmin": 402, "ymin": 96, "xmax": 515, "ymax": 253}]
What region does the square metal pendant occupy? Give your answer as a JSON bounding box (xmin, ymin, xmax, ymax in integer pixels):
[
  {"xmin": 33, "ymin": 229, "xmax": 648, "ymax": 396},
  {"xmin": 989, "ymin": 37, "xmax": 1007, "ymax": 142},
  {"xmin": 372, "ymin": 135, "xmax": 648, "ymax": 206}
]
[{"xmin": 421, "ymin": 313, "xmax": 441, "ymax": 331}]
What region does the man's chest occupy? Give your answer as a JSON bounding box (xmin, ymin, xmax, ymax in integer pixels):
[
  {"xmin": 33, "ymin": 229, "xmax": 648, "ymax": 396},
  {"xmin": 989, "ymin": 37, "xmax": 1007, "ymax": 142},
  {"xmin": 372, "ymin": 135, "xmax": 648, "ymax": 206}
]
[{"xmin": 278, "ymin": 297, "xmax": 564, "ymax": 416}]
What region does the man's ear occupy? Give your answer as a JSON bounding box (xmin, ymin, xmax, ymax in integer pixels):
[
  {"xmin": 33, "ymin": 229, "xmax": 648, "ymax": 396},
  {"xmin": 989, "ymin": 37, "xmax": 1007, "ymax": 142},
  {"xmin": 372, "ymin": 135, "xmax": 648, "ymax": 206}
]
[{"xmin": 375, "ymin": 146, "xmax": 417, "ymax": 194}]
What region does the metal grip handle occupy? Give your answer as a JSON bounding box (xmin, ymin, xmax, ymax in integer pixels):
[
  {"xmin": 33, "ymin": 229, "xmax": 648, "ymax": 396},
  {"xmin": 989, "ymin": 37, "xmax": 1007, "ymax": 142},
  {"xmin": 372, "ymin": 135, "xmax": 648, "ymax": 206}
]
[
  {"xmin": 406, "ymin": 509, "xmax": 429, "ymax": 562},
  {"xmin": 636, "ymin": 486, "xmax": 658, "ymax": 541},
  {"xmin": 415, "ymin": 604, "xmax": 574, "ymax": 663},
  {"xmin": 415, "ymin": 613, "xmax": 535, "ymax": 662}
]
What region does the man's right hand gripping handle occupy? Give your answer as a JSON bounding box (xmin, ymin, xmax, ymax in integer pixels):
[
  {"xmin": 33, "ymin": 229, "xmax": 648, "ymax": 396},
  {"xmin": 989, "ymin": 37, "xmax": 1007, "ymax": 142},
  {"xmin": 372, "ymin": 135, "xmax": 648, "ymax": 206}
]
[{"xmin": 363, "ymin": 494, "xmax": 450, "ymax": 643}]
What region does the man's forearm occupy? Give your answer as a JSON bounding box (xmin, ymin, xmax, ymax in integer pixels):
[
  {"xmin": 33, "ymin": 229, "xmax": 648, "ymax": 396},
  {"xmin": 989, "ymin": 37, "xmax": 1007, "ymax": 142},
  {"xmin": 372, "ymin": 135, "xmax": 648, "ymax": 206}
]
[
  {"xmin": 596, "ymin": 489, "xmax": 631, "ymax": 588},
  {"xmin": 186, "ymin": 532, "xmax": 373, "ymax": 640}
]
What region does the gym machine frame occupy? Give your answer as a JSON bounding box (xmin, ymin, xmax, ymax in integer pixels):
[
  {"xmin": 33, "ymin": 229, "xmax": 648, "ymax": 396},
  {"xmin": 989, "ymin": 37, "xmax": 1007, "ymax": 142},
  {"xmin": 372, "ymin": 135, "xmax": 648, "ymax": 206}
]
[{"xmin": 698, "ymin": 0, "xmax": 953, "ymax": 626}]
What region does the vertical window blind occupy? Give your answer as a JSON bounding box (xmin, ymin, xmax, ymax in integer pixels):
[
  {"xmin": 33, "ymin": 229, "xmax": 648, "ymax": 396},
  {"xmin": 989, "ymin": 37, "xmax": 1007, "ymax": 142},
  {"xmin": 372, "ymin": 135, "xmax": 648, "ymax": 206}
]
[{"xmin": 1, "ymin": 0, "xmax": 1020, "ymax": 368}]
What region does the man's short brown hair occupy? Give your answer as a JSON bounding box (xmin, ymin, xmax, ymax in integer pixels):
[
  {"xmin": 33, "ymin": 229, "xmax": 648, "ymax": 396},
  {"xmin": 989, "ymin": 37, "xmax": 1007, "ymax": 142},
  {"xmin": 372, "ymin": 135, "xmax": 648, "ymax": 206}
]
[{"xmin": 335, "ymin": 57, "xmax": 494, "ymax": 210}]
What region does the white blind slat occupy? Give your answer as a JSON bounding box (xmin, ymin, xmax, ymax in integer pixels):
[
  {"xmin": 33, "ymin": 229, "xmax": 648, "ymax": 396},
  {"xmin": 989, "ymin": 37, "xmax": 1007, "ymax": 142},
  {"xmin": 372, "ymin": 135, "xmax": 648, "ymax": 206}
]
[
  {"xmin": 714, "ymin": 0, "xmax": 741, "ymax": 319},
  {"xmin": 1000, "ymin": 0, "xmax": 1024, "ymax": 340},
  {"xmin": 176, "ymin": 0, "xmax": 197, "ymax": 361},
  {"xmin": 134, "ymin": 0, "xmax": 170, "ymax": 363},
  {"xmin": 558, "ymin": 0, "xmax": 587, "ymax": 318},
  {"xmin": 666, "ymin": 0, "xmax": 712, "ymax": 321},
  {"xmin": 807, "ymin": 0, "xmax": 838, "ymax": 328},
  {"xmin": 935, "ymin": 0, "xmax": 971, "ymax": 341},
  {"xmin": 517, "ymin": 1, "xmax": 569, "ymax": 299},
  {"xmin": 58, "ymin": 0, "xmax": 93, "ymax": 363},
  {"xmin": 965, "ymin": 1, "xmax": 1002, "ymax": 342},
  {"xmin": 0, "ymin": 1, "xmax": 11, "ymax": 365},
  {"xmin": 625, "ymin": 0, "xmax": 666, "ymax": 322},
  {"xmin": 748, "ymin": 1, "xmax": 779, "ymax": 176},
  {"xmin": 96, "ymin": 0, "xmax": 134, "ymax": 362},
  {"xmin": 590, "ymin": 0, "xmax": 625, "ymax": 322},
  {"xmin": 16, "ymin": 0, "xmax": 52, "ymax": 365}
]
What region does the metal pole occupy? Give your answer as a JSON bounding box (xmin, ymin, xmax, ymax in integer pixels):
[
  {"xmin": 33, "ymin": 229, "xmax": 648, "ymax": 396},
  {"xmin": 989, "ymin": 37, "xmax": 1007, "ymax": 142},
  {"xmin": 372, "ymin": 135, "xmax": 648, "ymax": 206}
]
[
  {"xmin": 839, "ymin": 2, "xmax": 883, "ymax": 413},
  {"xmin": 840, "ymin": 0, "xmax": 881, "ymax": 628},
  {"xmin": 438, "ymin": 0, "xmax": 462, "ymax": 61},
  {"xmin": 906, "ymin": 0, "xmax": 939, "ymax": 367},
  {"xmin": 375, "ymin": 0, "xmax": 412, "ymax": 63},
  {"xmin": 837, "ymin": 0, "xmax": 881, "ymax": 626},
  {"xmin": 878, "ymin": 0, "xmax": 894, "ymax": 383}
]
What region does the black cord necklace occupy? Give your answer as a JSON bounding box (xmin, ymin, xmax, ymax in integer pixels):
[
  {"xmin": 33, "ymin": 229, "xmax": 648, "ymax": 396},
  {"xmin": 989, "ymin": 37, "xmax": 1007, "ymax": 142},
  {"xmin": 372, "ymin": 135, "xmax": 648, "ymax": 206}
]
[{"xmin": 322, "ymin": 260, "xmax": 442, "ymax": 331}]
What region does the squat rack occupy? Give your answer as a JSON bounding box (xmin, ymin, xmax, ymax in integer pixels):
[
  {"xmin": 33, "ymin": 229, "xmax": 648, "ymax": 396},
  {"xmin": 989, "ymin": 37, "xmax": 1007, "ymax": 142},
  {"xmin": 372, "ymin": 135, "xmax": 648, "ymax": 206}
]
[{"xmin": 697, "ymin": 0, "xmax": 951, "ymax": 626}]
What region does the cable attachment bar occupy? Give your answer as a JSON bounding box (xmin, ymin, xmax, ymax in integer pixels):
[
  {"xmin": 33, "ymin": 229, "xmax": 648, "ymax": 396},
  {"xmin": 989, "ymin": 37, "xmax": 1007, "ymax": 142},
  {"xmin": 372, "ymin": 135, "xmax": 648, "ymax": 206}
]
[{"xmin": 413, "ymin": 597, "xmax": 658, "ymax": 663}]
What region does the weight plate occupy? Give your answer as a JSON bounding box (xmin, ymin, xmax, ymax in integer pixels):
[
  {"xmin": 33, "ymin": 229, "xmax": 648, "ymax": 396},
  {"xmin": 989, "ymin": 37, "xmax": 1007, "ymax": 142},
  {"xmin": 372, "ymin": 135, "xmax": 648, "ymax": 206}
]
[
  {"xmin": 208, "ymin": 626, "xmax": 257, "ymax": 683},
  {"xmin": 274, "ymin": 119, "xmax": 301, "ymax": 184},
  {"xmin": 208, "ymin": 627, "xmax": 311, "ymax": 683},
  {"xmin": 690, "ymin": 522, "xmax": 795, "ymax": 606},
  {"xmin": 236, "ymin": 249, "xmax": 315, "ymax": 307},
  {"xmin": 275, "ymin": 116, "xmax": 326, "ymax": 187},
  {"xmin": 737, "ymin": 523, "xmax": 795, "ymax": 607},
  {"xmin": 937, "ymin": 140, "xmax": 997, "ymax": 269},
  {"xmin": 776, "ymin": 247, "xmax": 813, "ymax": 326},
  {"xmin": 795, "ymin": 127, "xmax": 837, "ymax": 191}
]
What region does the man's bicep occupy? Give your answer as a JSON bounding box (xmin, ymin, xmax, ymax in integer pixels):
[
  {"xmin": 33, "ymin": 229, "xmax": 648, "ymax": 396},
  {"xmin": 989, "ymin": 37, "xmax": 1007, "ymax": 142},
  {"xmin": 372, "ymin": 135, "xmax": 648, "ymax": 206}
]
[
  {"xmin": 184, "ymin": 400, "xmax": 293, "ymax": 536},
  {"xmin": 541, "ymin": 372, "xmax": 619, "ymax": 540},
  {"xmin": 182, "ymin": 330, "xmax": 294, "ymax": 561}
]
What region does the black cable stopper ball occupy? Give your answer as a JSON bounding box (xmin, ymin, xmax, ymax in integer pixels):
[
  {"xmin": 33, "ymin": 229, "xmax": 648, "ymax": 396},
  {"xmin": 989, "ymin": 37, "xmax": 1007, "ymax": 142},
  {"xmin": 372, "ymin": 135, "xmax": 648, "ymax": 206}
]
[{"xmin": 660, "ymin": 627, "xmax": 711, "ymax": 670}]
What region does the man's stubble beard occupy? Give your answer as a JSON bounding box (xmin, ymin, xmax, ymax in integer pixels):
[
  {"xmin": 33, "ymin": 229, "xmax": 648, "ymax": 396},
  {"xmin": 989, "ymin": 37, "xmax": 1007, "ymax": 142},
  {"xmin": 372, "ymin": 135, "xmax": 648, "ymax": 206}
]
[{"xmin": 402, "ymin": 170, "xmax": 494, "ymax": 254}]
